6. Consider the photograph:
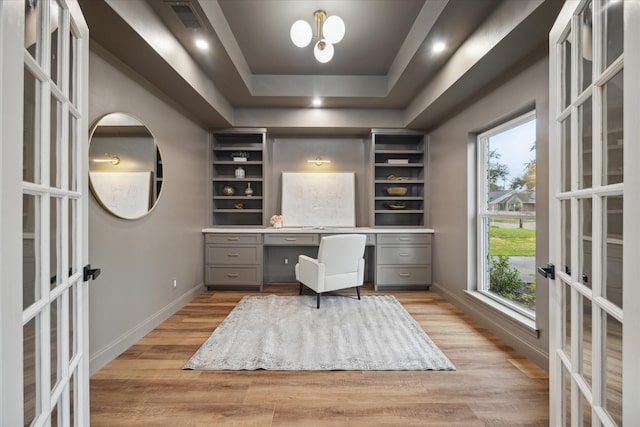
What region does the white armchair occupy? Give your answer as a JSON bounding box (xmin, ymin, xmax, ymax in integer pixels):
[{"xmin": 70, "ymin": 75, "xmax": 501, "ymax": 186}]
[{"xmin": 295, "ymin": 234, "xmax": 367, "ymax": 309}]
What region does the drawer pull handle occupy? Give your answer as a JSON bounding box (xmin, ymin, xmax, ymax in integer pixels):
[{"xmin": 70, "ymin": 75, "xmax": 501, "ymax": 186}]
[
  {"xmin": 399, "ymin": 273, "xmax": 410, "ymax": 277},
  {"xmin": 227, "ymin": 273, "xmax": 239, "ymax": 278},
  {"xmin": 226, "ymin": 237, "xmax": 239, "ymax": 241},
  {"xmin": 227, "ymin": 253, "xmax": 240, "ymax": 257},
  {"xmin": 399, "ymin": 237, "xmax": 411, "ymax": 241},
  {"xmin": 399, "ymin": 253, "xmax": 410, "ymax": 257},
  {"xmin": 285, "ymin": 238, "xmax": 297, "ymax": 241}
]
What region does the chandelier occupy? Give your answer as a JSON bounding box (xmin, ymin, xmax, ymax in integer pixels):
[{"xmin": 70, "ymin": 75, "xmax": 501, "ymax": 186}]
[{"xmin": 290, "ymin": 10, "xmax": 345, "ymax": 63}]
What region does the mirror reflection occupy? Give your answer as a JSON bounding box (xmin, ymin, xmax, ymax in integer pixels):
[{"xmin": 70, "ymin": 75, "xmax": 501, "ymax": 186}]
[{"xmin": 89, "ymin": 113, "xmax": 163, "ymax": 219}]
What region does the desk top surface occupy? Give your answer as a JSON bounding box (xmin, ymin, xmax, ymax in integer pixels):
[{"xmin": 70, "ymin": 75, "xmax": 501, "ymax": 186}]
[{"xmin": 203, "ymin": 227, "xmax": 434, "ymax": 234}]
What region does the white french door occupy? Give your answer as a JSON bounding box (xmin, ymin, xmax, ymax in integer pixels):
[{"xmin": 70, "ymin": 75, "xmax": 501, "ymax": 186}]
[
  {"xmin": 549, "ymin": 0, "xmax": 639, "ymax": 425},
  {"xmin": 1, "ymin": 1, "xmax": 90, "ymax": 426}
]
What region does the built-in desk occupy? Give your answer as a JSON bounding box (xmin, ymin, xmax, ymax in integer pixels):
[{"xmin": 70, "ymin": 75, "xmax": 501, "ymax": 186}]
[{"xmin": 203, "ymin": 227, "xmax": 434, "ymax": 291}]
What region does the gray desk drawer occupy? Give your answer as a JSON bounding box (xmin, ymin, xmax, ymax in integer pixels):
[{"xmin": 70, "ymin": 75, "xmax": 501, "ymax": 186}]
[
  {"xmin": 376, "ymin": 265, "xmax": 432, "ymax": 286},
  {"xmin": 264, "ymin": 234, "xmax": 319, "ymax": 246},
  {"xmin": 205, "ymin": 234, "xmax": 262, "ymax": 245},
  {"xmin": 321, "ymin": 233, "xmax": 375, "ymax": 246},
  {"xmin": 376, "ymin": 245, "xmax": 431, "ymax": 265},
  {"xmin": 206, "ymin": 245, "xmax": 262, "ymax": 265},
  {"xmin": 376, "ymin": 234, "xmax": 432, "ymax": 245},
  {"xmin": 205, "ymin": 266, "xmax": 261, "ymax": 285}
]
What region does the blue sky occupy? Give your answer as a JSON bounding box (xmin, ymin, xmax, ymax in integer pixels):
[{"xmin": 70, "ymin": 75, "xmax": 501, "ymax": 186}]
[{"xmin": 489, "ymin": 118, "xmax": 536, "ymax": 188}]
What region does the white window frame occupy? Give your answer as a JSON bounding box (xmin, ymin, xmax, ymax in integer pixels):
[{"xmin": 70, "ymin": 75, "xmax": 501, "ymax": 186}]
[{"xmin": 477, "ymin": 110, "xmax": 537, "ymax": 320}]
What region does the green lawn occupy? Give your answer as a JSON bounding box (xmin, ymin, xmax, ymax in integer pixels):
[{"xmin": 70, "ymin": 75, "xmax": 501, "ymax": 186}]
[{"xmin": 490, "ymin": 226, "xmax": 536, "ymax": 256}]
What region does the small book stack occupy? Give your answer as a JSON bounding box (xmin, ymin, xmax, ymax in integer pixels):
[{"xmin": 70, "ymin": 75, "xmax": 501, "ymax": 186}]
[{"xmin": 387, "ymin": 159, "xmax": 409, "ymax": 164}]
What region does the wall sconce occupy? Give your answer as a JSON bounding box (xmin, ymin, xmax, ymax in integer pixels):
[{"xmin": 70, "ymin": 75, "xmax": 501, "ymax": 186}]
[
  {"xmin": 307, "ymin": 156, "xmax": 331, "ymax": 166},
  {"xmin": 91, "ymin": 154, "xmax": 120, "ymax": 165}
]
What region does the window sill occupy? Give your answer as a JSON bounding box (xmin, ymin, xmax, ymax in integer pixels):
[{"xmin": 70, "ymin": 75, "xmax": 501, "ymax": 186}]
[{"xmin": 464, "ymin": 290, "xmax": 539, "ymax": 338}]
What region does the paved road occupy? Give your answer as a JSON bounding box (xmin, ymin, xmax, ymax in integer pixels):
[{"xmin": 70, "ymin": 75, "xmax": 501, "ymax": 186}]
[{"xmin": 508, "ymin": 256, "xmax": 536, "ymax": 283}]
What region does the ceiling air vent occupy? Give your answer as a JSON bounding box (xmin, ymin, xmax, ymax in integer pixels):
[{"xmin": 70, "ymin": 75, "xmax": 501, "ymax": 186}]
[{"xmin": 169, "ymin": 3, "xmax": 202, "ymax": 29}]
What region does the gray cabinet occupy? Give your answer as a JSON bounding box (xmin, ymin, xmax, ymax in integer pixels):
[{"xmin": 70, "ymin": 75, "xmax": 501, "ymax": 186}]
[
  {"xmin": 204, "ymin": 233, "xmax": 263, "ymax": 290},
  {"xmin": 375, "ymin": 233, "xmax": 432, "ymax": 290}
]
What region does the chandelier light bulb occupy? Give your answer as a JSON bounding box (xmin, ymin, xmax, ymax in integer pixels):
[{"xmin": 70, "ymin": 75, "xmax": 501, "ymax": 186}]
[
  {"xmin": 290, "ymin": 19, "xmax": 313, "ymax": 47},
  {"xmin": 323, "ymin": 15, "xmax": 345, "ymax": 44},
  {"xmin": 314, "ymin": 40, "xmax": 334, "ymax": 63}
]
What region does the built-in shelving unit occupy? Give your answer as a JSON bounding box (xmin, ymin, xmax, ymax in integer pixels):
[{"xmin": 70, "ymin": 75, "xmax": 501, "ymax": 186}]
[
  {"xmin": 371, "ymin": 130, "xmax": 426, "ymax": 227},
  {"xmin": 210, "ymin": 129, "xmax": 266, "ymax": 226},
  {"xmin": 154, "ymin": 147, "xmax": 163, "ymax": 200}
]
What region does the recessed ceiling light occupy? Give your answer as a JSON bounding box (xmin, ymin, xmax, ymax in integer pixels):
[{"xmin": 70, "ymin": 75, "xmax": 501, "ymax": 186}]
[
  {"xmin": 195, "ymin": 39, "xmax": 209, "ymax": 50},
  {"xmin": 433, "ymin": 42, "xmax": 446, "ymax": 53},
  {"xmin": 312, "ymin": 98, "xmax": 322, "ymax": 107}
]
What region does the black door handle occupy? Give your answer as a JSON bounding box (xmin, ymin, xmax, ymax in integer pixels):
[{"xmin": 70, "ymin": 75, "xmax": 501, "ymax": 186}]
[
  {"xmin": 83, "ymin": 264, "xmax": 101, "ymax": 282},
  {"xmin": 537, "ymin": 263, "xmax": 555, "ymax": 280}
]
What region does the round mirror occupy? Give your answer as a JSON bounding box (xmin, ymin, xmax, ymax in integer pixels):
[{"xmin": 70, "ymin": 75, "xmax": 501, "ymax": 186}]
[{"xmin": 89, "ymin": 113, "xmax": 163, "ymax": 219}]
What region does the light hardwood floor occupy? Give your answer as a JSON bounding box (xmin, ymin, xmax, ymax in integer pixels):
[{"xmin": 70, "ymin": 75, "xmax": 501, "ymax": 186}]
[{"xmin": 90, "ymin": 284, "xmax": 549, "ymax": 426}]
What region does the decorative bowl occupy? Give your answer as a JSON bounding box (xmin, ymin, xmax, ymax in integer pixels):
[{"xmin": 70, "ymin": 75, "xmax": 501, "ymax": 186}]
[
  {"xmin": 388, "ymin": 202, "xmax": 407, "ymax": 210},
  {"xmin": 387, "ymin": 187, "xmax": 408, "ymax": 196}
]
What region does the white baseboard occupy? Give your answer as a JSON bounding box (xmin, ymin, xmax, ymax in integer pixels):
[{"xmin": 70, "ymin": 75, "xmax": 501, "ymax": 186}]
[
  {"xmin": 89, "ymin": 282, "xmax": 205, "ymax": 375},
  {"xmin": 431, "ymin": 281, "xmax": 549, "ymax": 370}
]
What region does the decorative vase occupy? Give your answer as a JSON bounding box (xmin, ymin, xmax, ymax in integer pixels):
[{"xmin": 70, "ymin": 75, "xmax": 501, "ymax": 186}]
[
  {"xmin": 244, "ymin": 183, "xmax": 253, "ymax": 197},
  {"xmin": 273, "ymin": 221, "xmax": 282, "ymax": 229},
  {"xmin": 222, "ymin": 185, "xmax": 235, "ymax": 196},
  {"xmin": 235, "ymin": 167, "xmax": 245, "ymax": 178}
]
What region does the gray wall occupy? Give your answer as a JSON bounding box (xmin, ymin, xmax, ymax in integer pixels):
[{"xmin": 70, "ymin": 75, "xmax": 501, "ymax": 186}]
[
  {"xmin": 428, "ymin": 51, "xmax": 550, "ymax": 368},
  {"xmin": 88, "ymin": 47, "xmax": 207, "ymax": 373},
  {"xmin": 264, "ymin": 136, "xmax": 371, "ymax": 282}
]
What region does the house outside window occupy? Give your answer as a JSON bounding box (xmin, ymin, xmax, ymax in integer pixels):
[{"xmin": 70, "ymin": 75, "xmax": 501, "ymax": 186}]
[{"xmin": 478, "ymin": 111, "xmax": 537, "ymax": 318}]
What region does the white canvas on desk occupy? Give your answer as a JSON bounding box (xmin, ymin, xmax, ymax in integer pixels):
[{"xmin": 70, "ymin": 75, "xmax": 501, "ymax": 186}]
[
  {"xmin": 281, "ymin": 172, "xmax": 355, "ymax": 227},
  {"xmin": 89, "ymin": 171, "xmax": 152, "ymax": 219}
]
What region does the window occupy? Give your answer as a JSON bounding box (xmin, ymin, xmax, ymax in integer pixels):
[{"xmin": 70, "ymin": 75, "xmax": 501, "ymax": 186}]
[{"xmin": 478, "ymin": 111, "xmax": 537, "ymax": 318}]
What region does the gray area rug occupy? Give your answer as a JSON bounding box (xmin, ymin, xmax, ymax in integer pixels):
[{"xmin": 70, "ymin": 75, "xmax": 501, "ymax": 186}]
[{"xmin": 183, "ymin": 295, "xmax": 455, "ymax": 371}]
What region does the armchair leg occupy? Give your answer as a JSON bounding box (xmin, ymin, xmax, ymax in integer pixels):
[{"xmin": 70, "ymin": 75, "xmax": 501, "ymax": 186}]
[
  {"xmin": 356, "ymin": 286, "xmax": 361, "ymax": 300},
  {"xmin": 317, "ymin": 292, "xmax": 321, "ymax": 309}
]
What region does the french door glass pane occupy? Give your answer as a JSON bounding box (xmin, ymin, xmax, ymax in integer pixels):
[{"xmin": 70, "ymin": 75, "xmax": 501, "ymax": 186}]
[
  {"xmin": 561, "ymin": 118, "xmax": 571, "ymax": 192},
  {"xmin": 580, "ymin": 2, "xmax": 594, "ymax": 93},
  {"xmin": 562, "ymin": 30, "xmax": 572, "ymax": 109},
  {"xmin": 50, "ymin": 0, "xmax": 63, "ymax": 87},
  {"xmin": 51, "ymin": 297, "xmax": 60, "ymax": 391},
  {"xmin": 51, "ymin": 196, "xmax": 61, "ymax": 290},
  {"xmin": 604, "ymin": 312, "xmax": 622, "ymax": 426},
  {"xmin": 579, "ymin": 98, "xmax": 593, "ymax": 189},
  {"xmin": 24, "ymin": 0, "xmax": 40, "ymax": 59},
  {"xmin": 602, "ymin": 70, "xmax": 623, "ymax": 185},
  {"xmin": 68, "ymin": 198, "xmax": 76, "ymax": 276},
  {"xmin": 69, "ymin": 284, "xmax": 76, "ymax": 360},
  {"xmin": 604, "ymin": 195, "xmax": 622, "ymax": 308},
  {"xmin": 562, "ymin": 363, "xmax": 572, "ymax": 426},
  {"xmin": 582, "ymin": 297, "xmax": 593, "ymax": 389},
  {"xmin": 23, "ymin": 194, "xmax": 40, "ymax": 309},
  {"xmin": 602, "ymin": 0, "xmax": 623, "ymax": 69},
  {"xmin": 68, "ymin": 114, "xmax": 77, "ymax": 191},
  {"xmin": 580, "ymin": 198, "xmax": 593, "ymax": 289},
  {"xmin": 564, "ymin": 283, "xmax": 572, "ymax": 357},
  {"xmin": 24, "ymin": 67, "xmax": 39, "ymax": 184},
  {"xmin": 69, "ymin": 32, "xmax": 77, "ymax": 105},
  {"xmin": 562, "ymin": 200, "xmax": 571, "ymax": 275},
  {"xmin": 582, "ymin": 394, "xmax": 593, "ymax": 426},
  {"xmin": 24, "ymin": 316, "xmax": 38, "ymax": 426},
  {"xmin": 51, "ymin": 95, "xmax": 62, "ymax": 188}
]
